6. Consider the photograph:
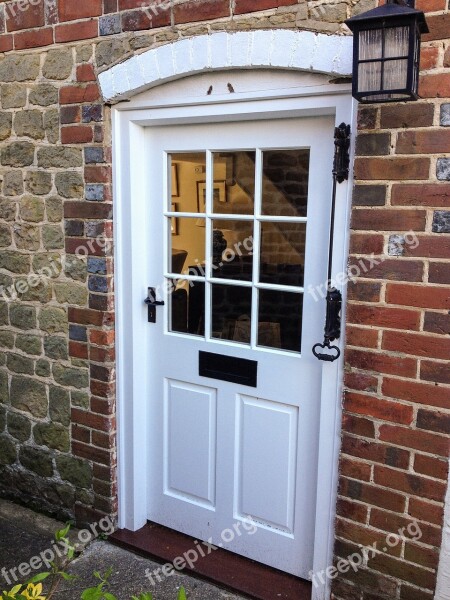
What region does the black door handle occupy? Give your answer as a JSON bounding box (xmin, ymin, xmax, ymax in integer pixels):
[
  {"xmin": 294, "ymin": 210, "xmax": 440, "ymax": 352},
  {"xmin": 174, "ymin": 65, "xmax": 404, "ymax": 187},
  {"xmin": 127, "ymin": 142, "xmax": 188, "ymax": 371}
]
[{"xmin": 145, "ymin": 287, "xmax": 165, "ymax": 323}]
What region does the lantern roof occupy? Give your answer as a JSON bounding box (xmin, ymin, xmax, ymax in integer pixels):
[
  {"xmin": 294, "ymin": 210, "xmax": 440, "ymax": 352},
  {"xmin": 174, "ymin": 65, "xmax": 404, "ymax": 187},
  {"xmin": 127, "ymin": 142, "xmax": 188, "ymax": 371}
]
[{"xmin": 345, "ymin": 2, "xmax": 429, "ymax": 34}]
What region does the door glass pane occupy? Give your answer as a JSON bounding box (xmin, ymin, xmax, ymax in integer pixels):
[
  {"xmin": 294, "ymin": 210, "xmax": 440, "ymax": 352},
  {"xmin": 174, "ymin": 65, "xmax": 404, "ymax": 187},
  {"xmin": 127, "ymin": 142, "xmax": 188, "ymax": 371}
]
[
  {"xmin": 258, "ymin": 290, "xmax": 303, "ymax": 352},
  {"xmin": 169, "ymin": 217, "xmax": 205, "ymax": 274},
  {"xmin": 211, "ymin": 285, "xmax": 252, "ymax": 344},
  {"xmin": 212, "ymin": 152, "xmax": 256, "ymax": 215},
  {"xmin": 169, "ymin": 278, "xmax": 205, "ymax": 336},
  {"xmin": 260, "ymin": 222, "xmax": 306, "ymax": 287},
  {"xmin": 262, "ymin": 150, "xmax": 310, "ymax": 217},
  {"xmin": 211, "ymin": 220, "xmax": 254, "ymax": 282},
  {"xmin": 169, "ymin": 153, "xmax": 207, "ymax": 213}
]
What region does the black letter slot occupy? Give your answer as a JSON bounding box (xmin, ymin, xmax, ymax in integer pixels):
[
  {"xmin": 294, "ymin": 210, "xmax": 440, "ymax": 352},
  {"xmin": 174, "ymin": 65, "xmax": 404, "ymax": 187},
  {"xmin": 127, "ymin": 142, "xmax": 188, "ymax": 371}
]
[{"xmin": 199, "ymin": 351, "xmax": 257, "ymax": 388}]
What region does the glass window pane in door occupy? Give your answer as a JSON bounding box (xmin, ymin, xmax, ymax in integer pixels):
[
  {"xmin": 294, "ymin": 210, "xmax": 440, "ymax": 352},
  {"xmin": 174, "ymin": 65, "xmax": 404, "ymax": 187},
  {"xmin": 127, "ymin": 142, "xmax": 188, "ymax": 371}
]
[
  {"xmin": 262, "ymin": 150, "xmax": 310, "ymax": 217},
  {"xmin": 258, "ymin": 290, "xmax": 303, "ymax": 352},
  {"xmin": 169, "ymin": 153, "xmax": 206, "ymax": 213},
  {"xmin": 259, "ymin": 222, "xmax": 306, "ymax": 287},
  {"xmin": 211, "ymin": 220, "xmax": 254, "ymax": 282},
  {"xmin": 211, "ymin": 285, "xmax": 252, "ymax": 344},
  {"xmin": 169, "ymin": 217, "xmax": 205, "ymax": 275},
  {"xmin": 212, "ymin": 152, "xmax": 256, "ymax": 215},
  {"xmin": 168, "ymin": 279, "xmax": 206, "ymax": 336}
]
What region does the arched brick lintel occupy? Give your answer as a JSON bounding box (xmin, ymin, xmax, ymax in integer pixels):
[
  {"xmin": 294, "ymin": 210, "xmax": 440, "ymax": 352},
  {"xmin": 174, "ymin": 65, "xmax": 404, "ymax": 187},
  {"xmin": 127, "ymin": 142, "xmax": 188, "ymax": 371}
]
[{"xmin": 98, "ymin": 30, "xmax": 353, "ymax": 103}]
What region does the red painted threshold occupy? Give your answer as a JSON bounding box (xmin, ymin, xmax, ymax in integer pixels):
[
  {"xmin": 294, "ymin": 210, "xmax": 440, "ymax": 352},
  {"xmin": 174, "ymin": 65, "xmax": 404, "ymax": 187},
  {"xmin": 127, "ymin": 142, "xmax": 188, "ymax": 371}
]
[{"xmin": 110, "ymin": 522, "xmax": 312, "ymax": 600}]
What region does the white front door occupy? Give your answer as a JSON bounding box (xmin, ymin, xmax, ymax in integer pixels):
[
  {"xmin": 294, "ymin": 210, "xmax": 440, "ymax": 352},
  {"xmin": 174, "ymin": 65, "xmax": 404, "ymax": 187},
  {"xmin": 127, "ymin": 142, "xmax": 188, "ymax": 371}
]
[{"xmin": 144, "ymin": 116, "xmax": 335, "ymax": 579}]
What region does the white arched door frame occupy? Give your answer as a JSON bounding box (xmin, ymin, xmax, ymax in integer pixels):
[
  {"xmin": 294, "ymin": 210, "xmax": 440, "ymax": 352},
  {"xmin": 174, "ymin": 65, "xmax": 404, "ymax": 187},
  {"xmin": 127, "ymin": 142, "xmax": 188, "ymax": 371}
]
[{"xmin": 103, "ymin": 30, "xmax": 356, "ymax": 600}]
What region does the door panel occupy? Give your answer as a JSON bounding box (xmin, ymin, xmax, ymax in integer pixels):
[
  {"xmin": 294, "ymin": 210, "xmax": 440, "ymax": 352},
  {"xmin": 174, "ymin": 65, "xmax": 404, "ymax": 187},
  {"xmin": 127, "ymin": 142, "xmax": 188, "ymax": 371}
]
[{"xmin": 146, "ymin": 117, "xmax": 335, "ymax": 579}]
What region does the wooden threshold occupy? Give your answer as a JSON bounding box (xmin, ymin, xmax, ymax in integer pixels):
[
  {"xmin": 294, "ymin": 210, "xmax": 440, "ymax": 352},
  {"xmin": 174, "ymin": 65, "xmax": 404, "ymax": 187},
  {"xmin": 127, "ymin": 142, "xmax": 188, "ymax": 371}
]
[{"xmin": 110, "ymin": 522, "xmax": 312, "ymax": 600}]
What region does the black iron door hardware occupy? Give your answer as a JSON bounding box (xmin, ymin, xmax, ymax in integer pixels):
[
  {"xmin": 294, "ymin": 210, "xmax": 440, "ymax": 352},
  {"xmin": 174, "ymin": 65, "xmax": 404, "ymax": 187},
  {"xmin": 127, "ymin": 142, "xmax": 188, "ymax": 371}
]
[
  {"xmin": 145, "ymin": 287, "xmax": 165, "ymax": 323},
  {"xmin": 312, "ymin": 123, "xmax": 350, "ymax": 363}
]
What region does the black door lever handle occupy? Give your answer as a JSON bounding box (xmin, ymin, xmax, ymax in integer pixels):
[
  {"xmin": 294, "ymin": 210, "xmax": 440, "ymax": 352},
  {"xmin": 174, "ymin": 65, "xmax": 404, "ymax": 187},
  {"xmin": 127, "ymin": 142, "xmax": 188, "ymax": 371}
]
[{"xmin": 145, "ymin": 287, "xmax": 165, "ymax": 323}]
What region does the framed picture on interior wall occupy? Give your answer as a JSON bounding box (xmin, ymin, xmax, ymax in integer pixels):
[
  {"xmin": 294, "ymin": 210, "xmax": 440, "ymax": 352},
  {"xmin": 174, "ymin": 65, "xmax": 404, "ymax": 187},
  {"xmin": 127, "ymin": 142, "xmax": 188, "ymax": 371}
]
[
  {"xmin": 170, "ymin": 203, "xmax": 178, "ymax": 235},
  {"xmin": 196, "ymin": 181, "xmax": 226, "ymax": 211},
  {"xmin": 171, "ymin": 164, "xmax": 179, "ymax": 197}
]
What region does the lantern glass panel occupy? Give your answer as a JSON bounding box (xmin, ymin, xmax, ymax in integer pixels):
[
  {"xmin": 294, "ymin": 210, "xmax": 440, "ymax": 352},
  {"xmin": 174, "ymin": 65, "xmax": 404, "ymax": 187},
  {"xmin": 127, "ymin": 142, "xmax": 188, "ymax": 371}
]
[
  {"xmin": 359, "ymin": 28, "xmax": 383, "ymax": 60},
  {"xmin": 384, "ymin": 26, "xmax": 409, "ymax": 58},
  {"xmin": 358, "ymin": 61, "xmax": 382, "ymax": 93},
  {"xmin": 384, "ymin": 59, "xmax": 408, "ymax": 90}
]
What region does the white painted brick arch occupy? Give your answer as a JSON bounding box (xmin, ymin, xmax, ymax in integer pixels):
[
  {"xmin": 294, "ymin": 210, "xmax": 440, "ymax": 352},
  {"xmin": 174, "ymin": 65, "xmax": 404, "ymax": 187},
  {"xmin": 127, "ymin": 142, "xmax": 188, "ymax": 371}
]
[{"xmin": 98, "ymin": 30, "xmax": 353, "ymax": 103}]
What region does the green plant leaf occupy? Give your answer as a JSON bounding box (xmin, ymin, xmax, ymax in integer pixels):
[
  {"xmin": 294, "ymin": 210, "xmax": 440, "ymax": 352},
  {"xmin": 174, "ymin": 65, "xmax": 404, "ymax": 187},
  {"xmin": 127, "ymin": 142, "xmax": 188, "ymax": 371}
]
[
  {"xmin": 26, "ymin": 572, "xmax": 51, "ymax": 584},
  {"xmin": 81, "ymin": 587, "xmax": 103, "ymax": 600},
  {"xmin": 55, "ymin": 523, "xmax": 71, "ymax": 541},
  {"xmin": 59, "ymin": 572, "xmax": 77, "ymax": 581},
  {"xmin": 103, "ymin": 593, "xmax": 117, "ymax": 600},
  {"xmin": 177, "ymin": 587, "xmax": 187, "ymax": 600}
]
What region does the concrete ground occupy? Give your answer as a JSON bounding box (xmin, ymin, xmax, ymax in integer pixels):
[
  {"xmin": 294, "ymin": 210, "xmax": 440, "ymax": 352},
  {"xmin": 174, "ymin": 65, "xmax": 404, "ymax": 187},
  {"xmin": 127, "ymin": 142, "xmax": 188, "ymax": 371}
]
[{"xmin": 0, "ymin": 499, "xmax": 244, "ymax": 600}]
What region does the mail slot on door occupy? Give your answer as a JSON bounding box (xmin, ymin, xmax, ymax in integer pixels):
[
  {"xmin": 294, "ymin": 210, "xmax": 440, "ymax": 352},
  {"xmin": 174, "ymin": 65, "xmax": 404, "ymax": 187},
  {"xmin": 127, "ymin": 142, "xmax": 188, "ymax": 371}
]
[{"xmin": 199, "ymin": 351, "xmax": 257, "ymax": 388}]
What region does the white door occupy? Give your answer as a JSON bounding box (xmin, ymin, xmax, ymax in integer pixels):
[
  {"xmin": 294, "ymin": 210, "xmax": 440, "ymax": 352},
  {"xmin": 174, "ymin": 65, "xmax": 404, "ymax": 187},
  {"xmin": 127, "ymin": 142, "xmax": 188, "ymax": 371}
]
[{"xmin": 145, "ymin": 116, "xmax": 335, "ymax": 579}]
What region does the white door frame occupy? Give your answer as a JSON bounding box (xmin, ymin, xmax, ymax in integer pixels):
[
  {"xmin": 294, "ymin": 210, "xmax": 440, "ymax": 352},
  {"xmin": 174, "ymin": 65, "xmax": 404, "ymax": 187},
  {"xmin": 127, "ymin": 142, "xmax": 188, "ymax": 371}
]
[{"xmin": 111, "ymin": 69, "xmax": 356, "ymax": 600}]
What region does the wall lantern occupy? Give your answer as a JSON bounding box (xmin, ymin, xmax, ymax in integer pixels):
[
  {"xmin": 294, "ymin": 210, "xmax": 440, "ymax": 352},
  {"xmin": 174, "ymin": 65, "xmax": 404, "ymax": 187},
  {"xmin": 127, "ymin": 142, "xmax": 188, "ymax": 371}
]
[{"xmin": 345, "ymin": 0, "xmax": 429, "ymax": 103}]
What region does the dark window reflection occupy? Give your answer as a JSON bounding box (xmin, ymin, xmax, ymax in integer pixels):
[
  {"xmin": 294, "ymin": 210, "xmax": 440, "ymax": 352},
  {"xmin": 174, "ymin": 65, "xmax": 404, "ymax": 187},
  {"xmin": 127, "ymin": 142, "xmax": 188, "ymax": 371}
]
[
  {"xmin": 212, "ymin": 285, "xmax": 252, "ymax": 344},
  {"xmin": 260, "ymin": 222, "xmax": 306, "ymax": 287},
  {"xmin": 258, "ymin": 290, "xmax": 303, "ymax": 352},
  {"xmin": 262, "ymin": 150, "xmax": 310, "ymax": 217}
]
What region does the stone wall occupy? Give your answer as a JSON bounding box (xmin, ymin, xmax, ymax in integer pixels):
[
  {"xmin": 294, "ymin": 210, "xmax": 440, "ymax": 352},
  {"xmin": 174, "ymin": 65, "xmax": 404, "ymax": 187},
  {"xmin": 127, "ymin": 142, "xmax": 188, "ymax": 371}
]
[{"xmin": 0, "ymin": 0, "xmax": 448, "ymax": 599}]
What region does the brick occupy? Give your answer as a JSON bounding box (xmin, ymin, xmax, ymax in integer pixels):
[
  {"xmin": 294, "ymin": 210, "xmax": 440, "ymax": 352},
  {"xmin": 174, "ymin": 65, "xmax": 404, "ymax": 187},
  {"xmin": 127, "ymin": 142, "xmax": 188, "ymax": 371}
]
[
  {"xmin": 346, "ymin": 349, "xmax": 417, "ymax": 379},
  {"xmin": 336, "ymin": 497, "xmax": 368, "ymax": 524},
  {"xmin": 83, "ymin": 105, "xmax": 103, "ymax": 123},
  {"xmin": 333, "ymin": 559, "xmax": 398, "ymax": 598},
  {"xmin": 380, "ymin": 103, "xmax": 434, "ymax": 129},
  {"xmin": 349, "ymin": 233, "xmax": 384, "ymax": 254},
  {"xmin": 408, "ymin": 497, "xmax": 444, "ymax": 527},
  {"xmin": 71, "ymin": 424, "xmax": 90, "ymax": 444},
  {"xmin": 356, "ymin": 133, "xmax": 391, "ymax": 157},
  {"xmin": 92, "ymin": 463, "xmax": 115, "ymax": 482},
  {"xmin": 84, "ymin": 166, "xmax": 111, "ymax": 183},
  {"xmin": 122, "ymin": 8, "xmax": 170, "ymax": 31},
  {"xmin": 367, "ymin": 553, "xmax": 435, "ymax": 590},
  {"xmin": 61, "ymin": 125, "xmax": 93, "ymax": 144},
  {"xmin": 60, "ymin": 105, "xmax": 81, "ymax": 124},
  {"xmin": 60, "ymin": 84, "xmax": 100, "ymax": 104},
  {"xmin": 352, "ymin": 185, "xmax": 386, "ymax": 207},
  {"xmin": 90, "ymin": 346, "xmax": 115, "ymax": 363},
  {"xmin": 351, "ymin": 209, "xmax": 426, "ymax": 232},
  {"xmin": 382, "ymin": 377, "xmax": 450, "ymax": 410},
  {"xmin": 424, "ymin": 311, "xmax": 450, "ymax": 336},
  {"xmin": 92, "ymin": 430, "xmax": 114, "ymax": 449},
  {"xmin": 396, "ymin": 130, "xmax": 450, "ymax": 154},
  {"xmin": 358, "ymin": 106, "xmax": 378, "ymax": 130},
  {"xmin": 105, "ymin": 0, "xmax": 118, "ymax": 10},
  {"xmin": 382, "ymin": 330, "xmax": 450, "ymax": 360},
  {"xmin": 414, "ymin": 454, "xmax": 448, "ymax": 481},
  {"xmin": 235, "ymin": 0, "xmax": 297, "ymax": 14},
  {"xmin": 55, "ymin": 21, "xmax": 99, "ymax": 44},
  {"xmin": 72, "ymin": 408, "xmax": 112, "ymax": 432},
  {"xmin": 346, "ymin": 325, "xmax": 378, "ymax": 349},
  {"xmin": 64, "ymin": 201, "xmax": 112, "ymax": 220},
  {"xmin": 6, "ymin": 0, "xmax": 44, "ymax": 31},
  {"xmin": 65, "ymin": 238, "xmax": 108, "ymax": 257},
  {"xmin": 379, "ymin": 425, "xmax": 449, "ymax": 457},
  {"xmin": 72, "ymin": 441, "xmax": 111, "ymax": 465},
  {"xmin": 432, "ymin": 209, "xmax": 450, "ymax": 230},
  {"xmin": 421, "ymin": 360, "xmax": 450, "ymax": 385},
  {"xmin": 419, "ymin": 73, "xmax": 450, "ymax": 98},
  {"xmin": 344, "ymin": 372, "xmax": 378, "ymax": 394},
  {"xmin": 423, "ymin": 13, "xmax": 450, "ymax": 42},
  {"xmin": 90, "ymin": 379, "xmax": 115, "ymax": 398},
  {"xmin": 69, "ymin": 341, "xmax": 89, "ymax": 360},
  {"xmin": 336, "ymin": 519, "xmax": 401, "ymax": 557},
  {"xmin": 89, "ymin": 329, "xmax": 115, "ymax": 346},
  {"xmin": 416, "ymin": 0, "xmax": 446, "ymax": 10},
  {"xmin": 420, "ymin": 46, "xmax": 440, "ymax": 71},
  {"xmin": 348, "ymin": 258, "xmax": 423, "ymax": 283},
  {"xmin": 347, "ymin": 281, "xmax": 382, "ymax": 305},
  {"xmin": 402, "ymin": 236, "xmax": 450, "ymax": 259},
  {"xmin": 344, "ymin": 391, "xmax": 414, "ymax": 424},
  {"xmin": 370, "ymin": 507, "xmax": 442, "ymax": 547},
  {"xmin": 68, "ymin": 307, "xmax": 109, "ymax": 326},
  {"xmin": 404, "ymin": 543, "xmax": 439, "ymax": 570},
  {"xmin": 354, "ymin": 157, "xmax": 430, "ymax": 181},
  {"xmin": 400, "ymin": 585, "xmax": 433, "ymax": 600},
  {"xmin": 374, "ymin": 465, "xmax": 446, "ymax": 502},
  {"xmin": 429, "ymin": 262, "xmax": 450, "ymax": 284},
  {"xmin": 77, "ymin": 64, "xmax": 96, "ymax": 82},
  {"xmin": 342, "ymin": 436, "xmax": 409, "ymax": 469},
  {"xmin": 0, "ymin": 35, "xmax": 14, "ymax": 52},
  {"xmin": 386, "ymin": 283, "xmax": 450, "ymax": 310},
  {"xmin": 90, "ymin": 397, "xmax": 115, "ymax": 415},
  {"xmin": 339, "ymin": 455, "xmax": 372, "ymax": 481},
  {"xmin": 14, "ymin": 27, "xmax": 53, "ymax": 50},
  {"xmin": 65, "ymin": 220, "xmax": 84, "ymax": 236},
  {"xmin": 342, "ymin": 413, "xmax": 376, "ymax": 438},
  {"xmin": 347, "ymin": 304, "xmax": 420, "ymax": 331},
  {"xmin": 174, "ymin": 0, "xmax": 229, "ymax": 24},
  {"xmin": 339, "ymin": 478, "xmax": 405, "ymax": 512},
  {"xmin": 59, "ymin": 0, "xmax": 102, "ymax": 21}
]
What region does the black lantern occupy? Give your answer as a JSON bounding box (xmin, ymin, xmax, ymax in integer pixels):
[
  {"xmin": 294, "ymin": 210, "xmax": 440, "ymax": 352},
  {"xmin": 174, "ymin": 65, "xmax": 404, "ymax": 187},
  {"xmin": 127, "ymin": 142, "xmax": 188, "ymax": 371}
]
[{"xmin": 345, "ymin": 0, "xmax": 429, "ymax": 103}]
